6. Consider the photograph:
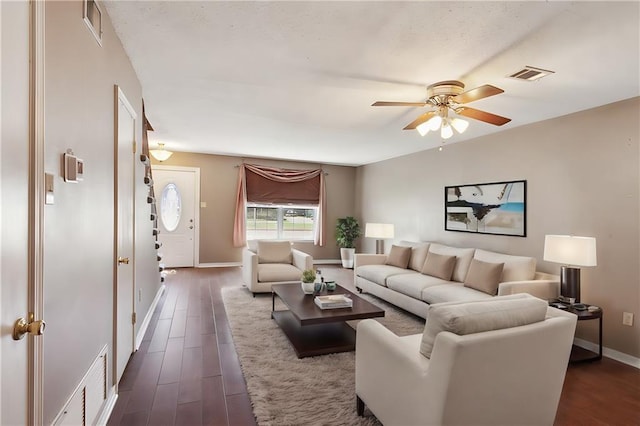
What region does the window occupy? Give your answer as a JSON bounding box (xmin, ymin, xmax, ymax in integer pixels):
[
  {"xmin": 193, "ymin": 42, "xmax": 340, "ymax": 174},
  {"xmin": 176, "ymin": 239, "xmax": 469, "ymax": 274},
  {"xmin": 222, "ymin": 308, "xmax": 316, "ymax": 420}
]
[
  {"xmin": 160, "ymin": 183, "xmax": 181, "ymax": 232},
  {"xmin": 246, "ymin": 204, "xmax": 316, "ymax": 241}
]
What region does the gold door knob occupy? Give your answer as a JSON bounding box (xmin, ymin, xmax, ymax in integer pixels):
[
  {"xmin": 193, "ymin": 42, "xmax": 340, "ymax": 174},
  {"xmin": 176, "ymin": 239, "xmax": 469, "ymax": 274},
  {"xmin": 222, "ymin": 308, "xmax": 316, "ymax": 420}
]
[
  {"xmin": 118, "ymin": 256, "xmax": 130, "ymax": 265},
  {"xmin": 13, "ymin": 314, "xmax": 46, "ymax": 340}
]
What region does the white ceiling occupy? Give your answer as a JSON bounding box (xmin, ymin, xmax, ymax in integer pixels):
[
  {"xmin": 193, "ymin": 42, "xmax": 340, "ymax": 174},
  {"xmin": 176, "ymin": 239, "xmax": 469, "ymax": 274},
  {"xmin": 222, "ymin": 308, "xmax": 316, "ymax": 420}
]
[{"xmin": 103, "ymin": 1, "xmax": 640, "ymax": 166}]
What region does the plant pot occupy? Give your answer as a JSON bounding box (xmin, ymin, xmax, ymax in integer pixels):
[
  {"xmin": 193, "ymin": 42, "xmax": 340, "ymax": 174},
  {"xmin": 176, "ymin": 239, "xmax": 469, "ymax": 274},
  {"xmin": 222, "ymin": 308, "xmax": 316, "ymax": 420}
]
[
  {"xmin": 301, "ymin": 281, "xmax": 315, "ymax": 294},
  {"xmin": 340, "ymin": 247, "xmax": 356, "ymax": 269}
]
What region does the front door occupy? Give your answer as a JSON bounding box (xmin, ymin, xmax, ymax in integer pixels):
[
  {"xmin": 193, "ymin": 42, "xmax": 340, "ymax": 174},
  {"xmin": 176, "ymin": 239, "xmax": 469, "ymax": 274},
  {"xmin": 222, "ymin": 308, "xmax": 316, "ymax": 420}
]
[
  {"xmin": 115, "ymin": 86, "xmax": 136, "ymax": 383},
  {"xmin": 152, "ymin": 166, "xmax": 199, "ymax": 268}
]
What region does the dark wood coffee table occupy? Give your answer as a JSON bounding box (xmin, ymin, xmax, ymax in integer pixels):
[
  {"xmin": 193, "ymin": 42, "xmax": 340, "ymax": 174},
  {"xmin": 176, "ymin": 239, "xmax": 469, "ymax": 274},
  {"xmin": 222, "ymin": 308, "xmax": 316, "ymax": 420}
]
[{"xmin": 271, "ymin": 283, "xmax": 385, "ymax": 358}]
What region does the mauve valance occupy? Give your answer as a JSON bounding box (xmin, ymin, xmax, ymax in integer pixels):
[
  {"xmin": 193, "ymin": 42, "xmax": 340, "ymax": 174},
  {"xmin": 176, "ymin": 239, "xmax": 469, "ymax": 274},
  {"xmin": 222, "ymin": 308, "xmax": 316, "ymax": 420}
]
[{"xmin": 245, "ymin": 168, "xmax": 320, "ymax": 204}]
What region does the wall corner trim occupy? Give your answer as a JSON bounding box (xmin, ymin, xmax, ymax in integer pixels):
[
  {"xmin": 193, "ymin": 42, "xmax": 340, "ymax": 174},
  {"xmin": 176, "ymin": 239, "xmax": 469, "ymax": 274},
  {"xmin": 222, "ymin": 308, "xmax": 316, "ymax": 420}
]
[{"xmin": 135, "ymin": 284, "xmax": 166, "ymax": 350}]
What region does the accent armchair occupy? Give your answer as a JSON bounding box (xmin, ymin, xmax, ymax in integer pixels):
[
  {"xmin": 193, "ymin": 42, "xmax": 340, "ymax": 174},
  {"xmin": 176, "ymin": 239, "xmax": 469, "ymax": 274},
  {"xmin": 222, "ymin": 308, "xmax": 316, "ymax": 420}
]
[
  {"xmin": 242, "ymin": 240, "xmax": 313, "ymax": 294},
  {"xmin": 356, "ymin": 294, "xmax": 577, "ymax": 426}
]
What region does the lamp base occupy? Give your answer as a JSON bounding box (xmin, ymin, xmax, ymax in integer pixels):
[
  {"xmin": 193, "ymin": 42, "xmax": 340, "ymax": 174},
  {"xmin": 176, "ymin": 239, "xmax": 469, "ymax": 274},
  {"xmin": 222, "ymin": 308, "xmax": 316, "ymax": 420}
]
[
  {"xmin": 560, "ymin": 266, "xmax": 581, "ymax": 303},
  {"xmin": 375, "ymin": 240, "xmax": 385, "ymax": 255}
]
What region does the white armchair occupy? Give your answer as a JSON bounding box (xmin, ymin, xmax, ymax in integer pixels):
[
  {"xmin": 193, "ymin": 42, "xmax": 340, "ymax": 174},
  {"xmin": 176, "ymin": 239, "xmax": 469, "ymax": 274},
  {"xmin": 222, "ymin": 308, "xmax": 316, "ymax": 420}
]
[
  {"xmin": 242, "ymin": 240, "xmax": 313, "ymax": 294},
  {"xmin": 356, "ymin": 294, "xmax": 577, "ymax": 426}
]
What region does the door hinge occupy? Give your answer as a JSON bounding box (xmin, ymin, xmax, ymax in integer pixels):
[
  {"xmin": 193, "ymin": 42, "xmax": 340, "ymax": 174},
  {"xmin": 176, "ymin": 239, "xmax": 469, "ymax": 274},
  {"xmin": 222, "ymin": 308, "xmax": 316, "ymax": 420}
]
[
  {"xmin": 132, "ymin": 312, "xmax": 137, "ymax": 325},
  {"xmin": 133, "ymin": 141, "xmax": 137, "ymax": 154}
]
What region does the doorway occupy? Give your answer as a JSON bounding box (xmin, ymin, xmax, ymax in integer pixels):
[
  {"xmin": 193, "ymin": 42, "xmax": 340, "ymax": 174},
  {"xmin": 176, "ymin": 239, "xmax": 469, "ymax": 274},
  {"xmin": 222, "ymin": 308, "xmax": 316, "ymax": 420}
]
[
  {"xmin": 114, "ymin": 86, "xmax": 136, "ymax": 383},
  {"xmin": 152, "ymin": 166, "xmax": 200, "ymax": 268}
]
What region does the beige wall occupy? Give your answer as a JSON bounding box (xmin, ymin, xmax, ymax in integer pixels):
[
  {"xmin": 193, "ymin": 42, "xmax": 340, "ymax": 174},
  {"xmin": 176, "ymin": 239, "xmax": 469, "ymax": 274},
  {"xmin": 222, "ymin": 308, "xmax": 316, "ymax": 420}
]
[
  {"xmin": 151, "ymin": 153, "xmax": 358, "ymax": 263},
  {"xmin": 356, "ymin": 97, "xmax": 640, "ymax": 358},
  {"xmin": 357, "ymin": 98, "xmax": 640, "ymax": 357},
  {"xmin": 43, "ymin": 1, "xmax": 159, "ymax": 423}
]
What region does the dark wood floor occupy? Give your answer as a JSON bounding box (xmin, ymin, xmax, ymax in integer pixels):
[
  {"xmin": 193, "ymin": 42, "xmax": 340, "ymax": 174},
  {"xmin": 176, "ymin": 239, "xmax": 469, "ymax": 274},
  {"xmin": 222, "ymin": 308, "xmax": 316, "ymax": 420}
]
[{"xmin": 108, "ymin": 266, "xmax": 640, "ymax": 426}]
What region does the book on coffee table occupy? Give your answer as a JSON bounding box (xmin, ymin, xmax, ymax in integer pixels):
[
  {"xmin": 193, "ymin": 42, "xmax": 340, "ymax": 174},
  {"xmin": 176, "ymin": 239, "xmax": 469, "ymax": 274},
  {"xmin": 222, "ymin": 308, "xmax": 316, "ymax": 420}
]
[{"xmin": 314, "ymin": 294, "xmax": 353, "ymax": 310}]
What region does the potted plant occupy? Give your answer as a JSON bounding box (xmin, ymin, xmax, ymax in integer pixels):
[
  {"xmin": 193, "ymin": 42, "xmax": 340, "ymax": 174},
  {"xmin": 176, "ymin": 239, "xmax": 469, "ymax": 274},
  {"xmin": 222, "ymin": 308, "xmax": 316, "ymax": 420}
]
[
  {"xmin": 336, "ymin": 216, "xmax": 361, "ymax": 268},
  {"xmin": 301, "ymin": 269, "xmax": 316, "ymax": 294}
]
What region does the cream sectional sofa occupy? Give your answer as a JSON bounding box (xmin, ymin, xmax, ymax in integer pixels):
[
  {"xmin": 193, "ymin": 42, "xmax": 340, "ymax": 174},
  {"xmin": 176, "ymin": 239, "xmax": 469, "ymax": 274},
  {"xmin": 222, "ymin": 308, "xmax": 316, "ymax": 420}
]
[{"xmin": 354, "ymin": 241, "xmax": 559, "ymax": 319}]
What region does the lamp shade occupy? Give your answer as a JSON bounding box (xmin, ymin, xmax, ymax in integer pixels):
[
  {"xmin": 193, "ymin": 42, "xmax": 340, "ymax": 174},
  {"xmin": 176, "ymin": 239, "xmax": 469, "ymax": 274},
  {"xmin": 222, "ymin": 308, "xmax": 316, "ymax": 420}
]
[
  {"xmin": 543, "ymin": 235, "xmax": 597, "ymax": 267},
  {"xmin": 365, "ymin": 223, "xmax": 394, "ymax": 239}
]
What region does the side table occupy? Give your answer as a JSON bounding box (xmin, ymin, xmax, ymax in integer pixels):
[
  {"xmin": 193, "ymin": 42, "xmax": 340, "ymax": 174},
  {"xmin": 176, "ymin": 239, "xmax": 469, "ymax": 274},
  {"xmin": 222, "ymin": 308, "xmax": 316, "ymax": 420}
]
[{"xmin": 568, "ymin": 305, "xmax": 603, "ymax": 363}]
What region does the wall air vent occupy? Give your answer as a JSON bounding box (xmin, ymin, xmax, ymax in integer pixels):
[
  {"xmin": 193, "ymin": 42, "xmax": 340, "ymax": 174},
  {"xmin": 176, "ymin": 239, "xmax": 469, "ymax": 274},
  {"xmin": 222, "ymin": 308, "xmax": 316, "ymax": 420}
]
[{"xmin": 508, "ymin": 66, "xmax": 555, "ymax": 82}]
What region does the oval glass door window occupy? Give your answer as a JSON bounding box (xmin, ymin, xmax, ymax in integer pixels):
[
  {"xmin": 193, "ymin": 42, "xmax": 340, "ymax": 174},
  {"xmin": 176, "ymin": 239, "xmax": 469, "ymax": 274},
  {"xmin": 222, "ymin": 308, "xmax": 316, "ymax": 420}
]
[{"xmin": 160, "ymin": 183, "xmax": 181, "ymax": 232}]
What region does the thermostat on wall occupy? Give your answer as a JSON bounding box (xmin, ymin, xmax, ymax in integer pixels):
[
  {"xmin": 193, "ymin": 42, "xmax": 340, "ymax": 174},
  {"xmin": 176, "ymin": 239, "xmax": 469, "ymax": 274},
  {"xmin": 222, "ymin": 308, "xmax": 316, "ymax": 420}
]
[{"xmin": 63, "ymin": 149, "xmax": 84, "ymax": 183}]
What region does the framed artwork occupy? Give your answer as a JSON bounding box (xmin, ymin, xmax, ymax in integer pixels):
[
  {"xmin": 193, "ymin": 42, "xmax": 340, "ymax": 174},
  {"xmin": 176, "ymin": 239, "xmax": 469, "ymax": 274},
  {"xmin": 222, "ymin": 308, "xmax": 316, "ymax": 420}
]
[{"xmin": 445, "ymin": 180, "xmax": 526, "ymax": 237}]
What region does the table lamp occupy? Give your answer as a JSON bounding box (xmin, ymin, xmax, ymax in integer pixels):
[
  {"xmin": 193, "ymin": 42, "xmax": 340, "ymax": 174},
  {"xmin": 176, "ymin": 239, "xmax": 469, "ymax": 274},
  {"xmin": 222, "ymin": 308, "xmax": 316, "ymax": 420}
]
[
  {"xmin": 543, "ymin": 235, "xmax": 597, "ymax": 303},
  {"xmin": 365, "ymin": 223, "xmax": 394, "ymax": 254}
]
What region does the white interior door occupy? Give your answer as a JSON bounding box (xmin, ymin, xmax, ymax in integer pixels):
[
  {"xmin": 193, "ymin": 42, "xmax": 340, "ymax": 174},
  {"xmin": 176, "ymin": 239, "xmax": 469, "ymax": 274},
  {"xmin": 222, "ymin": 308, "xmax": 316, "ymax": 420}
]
[
  {"xmin": 115, "ymin": 86, "xmax": 136, "ymax": 383},
  {"xmin": 1, "ymin": 1, "xmax": 32, "ymax": 423},
  {"xmin": 152, "ymin": 166, "xmax": 199, "ymax": 268}
]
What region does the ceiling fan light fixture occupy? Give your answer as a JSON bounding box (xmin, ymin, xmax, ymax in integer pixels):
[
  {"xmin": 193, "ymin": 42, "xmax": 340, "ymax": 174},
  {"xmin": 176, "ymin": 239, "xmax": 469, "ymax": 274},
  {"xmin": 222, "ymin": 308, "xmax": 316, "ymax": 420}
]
[
  {"xmin": 416, "ymin": 121, "xmax": 431, "ymax": 136},
  {"xmin": 450, "ymin": 118, "xmax": 469, "ymax": 134},
  {"xmin": 149, "ymin": 143, "xmax": 173, "ymax": 162},
  {"xmin": 441, "ymin": 122, "xmax": 454, "ymax": 139},
  {"xmin": 427, "ymin": 115, "xmax": 443, "ymax": 131}
]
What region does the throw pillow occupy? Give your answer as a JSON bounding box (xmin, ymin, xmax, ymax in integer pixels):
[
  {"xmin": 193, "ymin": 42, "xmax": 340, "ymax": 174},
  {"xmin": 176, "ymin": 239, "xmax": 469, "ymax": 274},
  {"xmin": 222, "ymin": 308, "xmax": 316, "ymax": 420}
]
[
  {"xmin": 421, "ymin": 252, "xmax": 456, "ymax": 280},
  {"xmin": 463, "ymin": 258, "xmax": 505, "ymax": 295},
  {"xmin": 257, "ymin": 240, "xmax": 292, "ymax": 264},
  {"xmin": 385, "ymin": 245, "xmax": 412, "ymax": 268},
  {"xmin": 419, "ymin": 294, "xmax": 548, "ymax": 358},
  {"xmin": 408, "ymin": 244, "xmax": 430, "ymax": 272}
]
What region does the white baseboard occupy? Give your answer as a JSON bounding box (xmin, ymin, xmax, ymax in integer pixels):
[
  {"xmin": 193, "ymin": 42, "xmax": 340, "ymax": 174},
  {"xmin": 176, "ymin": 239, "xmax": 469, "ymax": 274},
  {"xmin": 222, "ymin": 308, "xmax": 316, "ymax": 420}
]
[
  {"xmin": 198, "ymin": 262, "xmax": 242, "ymax": 268},
  {"xmin": 197, "ymin": 260, "xmax": 343, "ymax": 267},
  {"xmin": 313, "ymin": 259, "xmax": 342, "ymax": 265},
  {"xmin": 135, "ymin": 284, "xmax": 165, "ymax": 350},
  {"xmin": 574, "ymin": 338, "xmax": 640, "ymax": 369},
  {"xmin": 95, "ymin": 387, "xmax": 118, "ymax": 426}
]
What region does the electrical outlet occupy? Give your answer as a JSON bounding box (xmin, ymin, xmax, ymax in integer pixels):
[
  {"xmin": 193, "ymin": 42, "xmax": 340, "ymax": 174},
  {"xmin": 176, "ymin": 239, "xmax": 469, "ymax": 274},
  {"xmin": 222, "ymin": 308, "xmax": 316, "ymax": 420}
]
[{"xmin": 622, "ymin": 312, "xmax": 634, "ymax": 326}]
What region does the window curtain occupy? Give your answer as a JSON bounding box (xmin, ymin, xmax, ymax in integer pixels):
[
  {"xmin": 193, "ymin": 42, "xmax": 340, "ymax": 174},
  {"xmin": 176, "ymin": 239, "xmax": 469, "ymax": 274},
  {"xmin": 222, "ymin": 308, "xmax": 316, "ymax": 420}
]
[{"xmin": 233, "ymin": 163, "xmax": 326, "ymax": 247}]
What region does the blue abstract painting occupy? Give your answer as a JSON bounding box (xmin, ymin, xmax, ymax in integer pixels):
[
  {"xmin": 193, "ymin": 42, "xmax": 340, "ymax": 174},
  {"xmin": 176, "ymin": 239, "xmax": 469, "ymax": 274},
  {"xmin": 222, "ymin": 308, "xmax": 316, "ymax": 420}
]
[{"xmin": 445, "ymin": 180, "xmax": 526, "ymax": 237}]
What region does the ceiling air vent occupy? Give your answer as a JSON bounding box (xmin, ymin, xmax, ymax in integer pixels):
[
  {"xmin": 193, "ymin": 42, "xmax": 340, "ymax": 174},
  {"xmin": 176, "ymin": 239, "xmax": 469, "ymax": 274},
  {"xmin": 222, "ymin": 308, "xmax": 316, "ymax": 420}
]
[{"xmin": 509, "ymin": 66, "xmax": 555, "ymax": 82}]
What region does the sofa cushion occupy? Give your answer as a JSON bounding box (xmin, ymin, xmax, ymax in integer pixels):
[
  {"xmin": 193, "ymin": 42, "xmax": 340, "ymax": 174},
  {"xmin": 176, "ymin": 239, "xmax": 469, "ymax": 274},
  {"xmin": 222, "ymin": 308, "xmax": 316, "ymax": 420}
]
[
  {"xmin": 356, "ymin": 264, "xmax": 415, "ymax": 287},
  {"xmin": 257, "ymin": 263, "xmax": 303, "ymax": 282},
  {"xmin": 428, "ymin": 244, "xmax": 475, "ymax": 282},
  {"xmin": 421, "ymin": 283, "xmax": 493, "ymax": 305},
  {"xmin": 409, "ymin": 243, "xmax": 430, "ymax": 272},
  {"xmin": 257, "ymin": 240, "xmax": 292, "ymax": 264},
  {"xmin": 421, "ymin": 252, "xmax": 457, "ymax": 281},
  {"xmin": 463, "ymin": 259, "xmax": 505, "ymax": 295},
  {"xmin": 386, "ymin": 245, "xmax": 412, "ymax": 268},
  {"xmin": 474, "ymin": 249, "xmax": 536, "ymax": 282},
  {"xmin": 419, "ymin": 294, "xmax": 548, "ymax": 358},
  {"xmin": 387, "ymin": 273, "xmax": 450, "ymax": 300}
]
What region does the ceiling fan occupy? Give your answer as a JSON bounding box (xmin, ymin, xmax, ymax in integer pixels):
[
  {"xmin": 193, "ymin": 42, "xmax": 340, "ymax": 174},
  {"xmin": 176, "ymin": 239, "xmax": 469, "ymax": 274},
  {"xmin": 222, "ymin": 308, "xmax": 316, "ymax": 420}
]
[{"xmin": 372, "ymin": 80, "xmax": 511, "ymax": 139}]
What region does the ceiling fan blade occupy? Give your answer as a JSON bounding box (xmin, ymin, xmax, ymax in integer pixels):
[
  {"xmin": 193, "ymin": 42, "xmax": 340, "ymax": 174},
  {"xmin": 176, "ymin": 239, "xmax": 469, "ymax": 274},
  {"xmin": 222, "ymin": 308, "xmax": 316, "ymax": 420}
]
[
  {"xmin": 456, "ymin": 107, "xmax": 511, "ymax": 126},
  {"xmin": 452, "ymin": 85, "xmax": 504, "ymax": 104},
  {"xmin": 372, "ymin": 101, "xmax": 427, "ymax": 107},
  {"xmin": 403, "ymin": 111, "xmax": 436, "ymax": 130}
]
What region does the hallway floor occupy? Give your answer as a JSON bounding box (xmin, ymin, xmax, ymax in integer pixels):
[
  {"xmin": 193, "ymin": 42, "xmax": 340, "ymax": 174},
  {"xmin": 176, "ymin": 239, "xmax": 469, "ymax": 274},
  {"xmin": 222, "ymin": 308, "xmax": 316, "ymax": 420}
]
[{"xmin": 107, "ymin": 267, "xmax": 256, "ymax": 426}]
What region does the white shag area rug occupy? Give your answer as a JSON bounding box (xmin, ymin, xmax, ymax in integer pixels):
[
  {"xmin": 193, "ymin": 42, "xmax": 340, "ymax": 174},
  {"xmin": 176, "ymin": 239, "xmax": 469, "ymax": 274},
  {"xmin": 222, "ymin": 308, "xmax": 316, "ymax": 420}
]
[{"xmin": 221, "ymin": 286, "xmax": 425, "ymax": 426}]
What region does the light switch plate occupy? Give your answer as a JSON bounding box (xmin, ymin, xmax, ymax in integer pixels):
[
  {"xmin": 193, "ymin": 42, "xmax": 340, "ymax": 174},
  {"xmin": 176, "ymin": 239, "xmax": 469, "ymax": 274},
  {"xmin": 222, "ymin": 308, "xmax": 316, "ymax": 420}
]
[{"xmin": 45, "ymin": 173, "xmax": 54, "ymax": 204}]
